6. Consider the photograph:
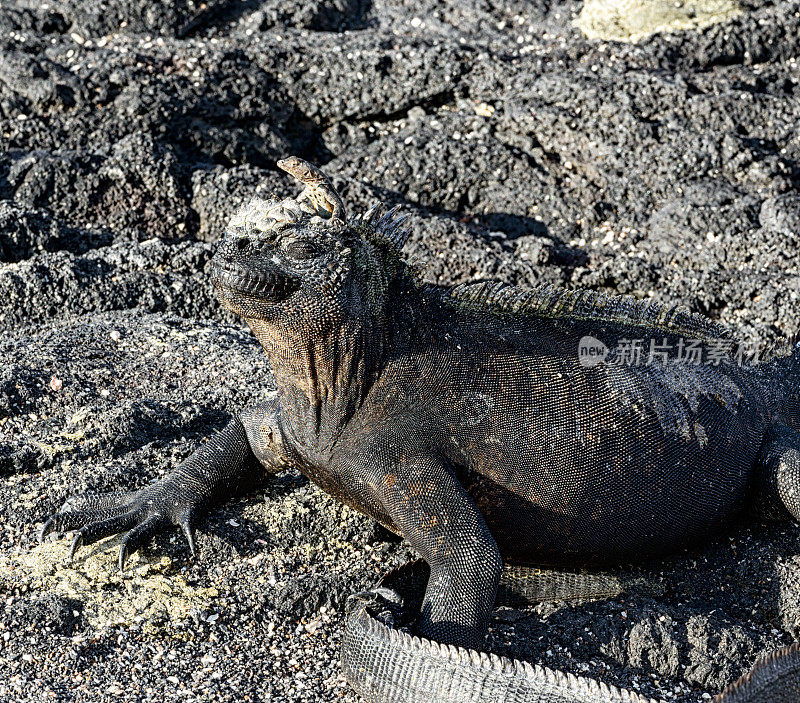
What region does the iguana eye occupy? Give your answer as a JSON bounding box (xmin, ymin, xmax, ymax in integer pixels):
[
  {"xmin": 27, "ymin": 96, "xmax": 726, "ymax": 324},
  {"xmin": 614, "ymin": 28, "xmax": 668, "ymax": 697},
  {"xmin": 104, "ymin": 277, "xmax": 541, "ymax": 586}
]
[{"xmin": 282, "ymin": 239, "xmax": 320, "ymax": 260}]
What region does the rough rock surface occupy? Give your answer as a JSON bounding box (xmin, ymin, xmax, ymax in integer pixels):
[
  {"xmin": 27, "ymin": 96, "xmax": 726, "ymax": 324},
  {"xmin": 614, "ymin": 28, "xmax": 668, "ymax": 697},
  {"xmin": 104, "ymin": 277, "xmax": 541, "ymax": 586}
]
[{"xmin": 0, "ymin": 0, "xmax": 799, "ymax": 701}]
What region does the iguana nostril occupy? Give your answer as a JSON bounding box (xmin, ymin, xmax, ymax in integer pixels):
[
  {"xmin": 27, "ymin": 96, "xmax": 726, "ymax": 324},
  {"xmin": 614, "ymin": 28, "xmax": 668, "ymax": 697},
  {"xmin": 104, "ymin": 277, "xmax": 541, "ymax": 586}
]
[{"xmin": 237, "ymin": 237, "xmax": 250, "ymax": 251}]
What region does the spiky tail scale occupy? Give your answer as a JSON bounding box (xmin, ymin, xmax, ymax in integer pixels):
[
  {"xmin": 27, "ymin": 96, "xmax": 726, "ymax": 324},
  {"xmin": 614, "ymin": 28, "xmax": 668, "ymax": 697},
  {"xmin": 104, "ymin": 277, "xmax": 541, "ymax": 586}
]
[
  {"xmin": 343, "ymin": 561, "xmax": 800, "ymax": 703},
  {"xmin": 713, "ymin": 644, "xmax": 800, "ymax": 702},
  {"xmin": 344, "ymin": 599, "xmax": 800, "ymax": 703}
]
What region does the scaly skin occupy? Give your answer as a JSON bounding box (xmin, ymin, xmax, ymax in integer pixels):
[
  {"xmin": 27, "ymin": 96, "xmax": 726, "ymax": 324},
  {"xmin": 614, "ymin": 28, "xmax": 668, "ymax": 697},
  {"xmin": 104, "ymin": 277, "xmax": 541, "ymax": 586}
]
[
  {"xmin": 343, "ymin": 597, "xmax": 800, "ymax": 703},
  {"xmin": 38, "ymin": 158, "xmax": 800, "ymax": 701}
]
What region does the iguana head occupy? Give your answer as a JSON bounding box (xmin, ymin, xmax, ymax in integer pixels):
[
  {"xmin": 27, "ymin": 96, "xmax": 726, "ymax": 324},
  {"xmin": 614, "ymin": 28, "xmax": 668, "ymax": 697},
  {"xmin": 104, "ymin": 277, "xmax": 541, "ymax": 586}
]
[{"xmin": 210, "ymin": 157, "xmax": 410, "ymax": 337}]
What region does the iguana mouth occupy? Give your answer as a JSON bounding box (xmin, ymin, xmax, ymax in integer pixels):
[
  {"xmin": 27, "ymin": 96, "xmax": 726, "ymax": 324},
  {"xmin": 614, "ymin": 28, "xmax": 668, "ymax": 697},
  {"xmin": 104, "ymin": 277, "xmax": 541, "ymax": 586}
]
[{"xmin": 210, "ymin": 261, "xmax": 300, "ymax": 301}]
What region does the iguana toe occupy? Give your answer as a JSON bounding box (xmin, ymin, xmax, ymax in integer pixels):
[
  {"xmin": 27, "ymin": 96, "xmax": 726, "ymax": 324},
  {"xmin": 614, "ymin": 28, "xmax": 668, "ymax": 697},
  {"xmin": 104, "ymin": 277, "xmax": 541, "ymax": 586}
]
[
  {"xmin": 117, "ymin": 514, "xmax": 163, "ymax": 571},
  {"xmin": 58, "ymin": 491, "xmax": 137, "ymax": 514},
  {"xmin": 39, "ymin": 509, "xmax": 98, "ymax": 542},
  {"xmin": 347, "ymin": 588, "xmax": 406, "ymax": 628},
  {"xmin": 180, "ymin": 517, "xmax": 197, "ymax": 558},
  {"xmin": 68, "ymin": 532, "xmax": 83, "ymax": 561},
  {"xmin": 67, "ymin": 510, "xmax": 141, "ymax": 560}
]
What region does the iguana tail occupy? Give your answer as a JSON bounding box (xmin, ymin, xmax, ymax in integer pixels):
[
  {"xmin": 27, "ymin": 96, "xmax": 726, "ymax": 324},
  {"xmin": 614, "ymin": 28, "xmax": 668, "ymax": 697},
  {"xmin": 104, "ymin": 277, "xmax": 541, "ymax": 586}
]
[
  {"xmin": 342, "ymin": 562, "xmax": 800, "ymax": 702},
  {"xmin": 344, "ymin": 597, "xmax": 658, "ymax": 703},
  {"xmin": 343, "ymin": 598, "xmax": 800, "ymax": 703},
  {"xmin": 713, "ymin": 644, "xmax": 800, "ymax": 702}
]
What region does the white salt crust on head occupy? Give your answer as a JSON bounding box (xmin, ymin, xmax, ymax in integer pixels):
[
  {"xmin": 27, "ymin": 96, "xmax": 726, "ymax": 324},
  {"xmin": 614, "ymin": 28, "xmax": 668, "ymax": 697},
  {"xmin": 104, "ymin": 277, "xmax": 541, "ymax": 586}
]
[{"xmin": 227, "ymin": 196, "xmax": 327, "ymax": 235}]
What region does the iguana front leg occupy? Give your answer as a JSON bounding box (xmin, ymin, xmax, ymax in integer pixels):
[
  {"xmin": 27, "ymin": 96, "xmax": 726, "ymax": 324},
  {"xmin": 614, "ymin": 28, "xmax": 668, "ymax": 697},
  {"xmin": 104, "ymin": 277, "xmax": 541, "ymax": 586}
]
[
  {"xmin": 39, "ymin": 401, "xmax": 290, "ymax": 569},
  {"xmin": 365, "ymin": 451, "xmax": 503, "ymax": 649}
]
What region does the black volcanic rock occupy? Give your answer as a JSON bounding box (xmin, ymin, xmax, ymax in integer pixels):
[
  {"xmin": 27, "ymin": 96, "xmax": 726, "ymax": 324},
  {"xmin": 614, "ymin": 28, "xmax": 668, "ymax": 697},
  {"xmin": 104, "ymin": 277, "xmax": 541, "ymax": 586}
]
[{"xmin": 1, "ymin": 0, "xmax": 799, "ymax": 700}]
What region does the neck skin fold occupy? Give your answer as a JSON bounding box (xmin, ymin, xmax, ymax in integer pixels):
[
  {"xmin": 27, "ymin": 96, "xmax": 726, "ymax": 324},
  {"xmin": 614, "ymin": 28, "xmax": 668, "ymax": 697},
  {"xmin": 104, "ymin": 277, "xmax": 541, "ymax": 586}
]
[{"xmin": 246, "ymin": 315, "xmax": 385, "ymax": 459}]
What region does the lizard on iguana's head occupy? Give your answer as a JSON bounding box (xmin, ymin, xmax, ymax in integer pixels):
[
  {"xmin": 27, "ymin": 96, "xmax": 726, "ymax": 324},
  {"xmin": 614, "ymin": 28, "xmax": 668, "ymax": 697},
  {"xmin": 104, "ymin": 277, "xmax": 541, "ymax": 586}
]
[{"xmin": 276, "ymin": 155, "xmax": 346, "ymax": 222}]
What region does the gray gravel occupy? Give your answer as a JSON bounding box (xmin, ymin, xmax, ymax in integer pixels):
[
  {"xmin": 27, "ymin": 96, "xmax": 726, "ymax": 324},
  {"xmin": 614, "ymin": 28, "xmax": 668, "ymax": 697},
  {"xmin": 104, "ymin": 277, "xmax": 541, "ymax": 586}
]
[{"xmin": 1, "ymin": 0, "xmax": 799, "ymax": 700}]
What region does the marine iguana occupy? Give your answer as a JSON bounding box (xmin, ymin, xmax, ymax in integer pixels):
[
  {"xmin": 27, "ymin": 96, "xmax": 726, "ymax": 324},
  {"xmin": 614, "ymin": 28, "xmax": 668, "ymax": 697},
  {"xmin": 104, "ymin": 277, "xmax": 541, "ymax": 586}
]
[{"xmin": 38, "ymin": 157, "xmax": 800, "ymax": 701}]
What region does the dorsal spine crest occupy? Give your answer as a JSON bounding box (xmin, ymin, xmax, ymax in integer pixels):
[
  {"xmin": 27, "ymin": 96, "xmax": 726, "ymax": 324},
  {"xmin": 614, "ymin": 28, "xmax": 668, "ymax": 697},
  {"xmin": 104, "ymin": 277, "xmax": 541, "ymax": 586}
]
[{"xmin": 447, "ymin": 280, "xmax": 735, "ymax": 345}]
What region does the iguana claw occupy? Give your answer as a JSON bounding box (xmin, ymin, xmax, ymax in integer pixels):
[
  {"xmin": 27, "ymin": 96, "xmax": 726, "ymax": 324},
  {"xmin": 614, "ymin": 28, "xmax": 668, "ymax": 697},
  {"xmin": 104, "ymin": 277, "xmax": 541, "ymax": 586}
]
[
  {"xmin": 38, "ymin": 418, "xmax": 262, "ymax": 570},
  {"xmin": 181, "ymin": 518, "xmax": 197, "ymax": 558},
  {"xmin": 68, "ymin": 532, "xmax": 83, "ymax": 561},
  {"xmin": 117, "ymin": 514, "xmax": 163, "ymax": 570},
  {"xmin": 346, "ymin": 588, "xmax": 406, "ymax": 628},
  {"xmin": 38, "ymin": 480, "xmax": 203, "ymax": 569}
]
